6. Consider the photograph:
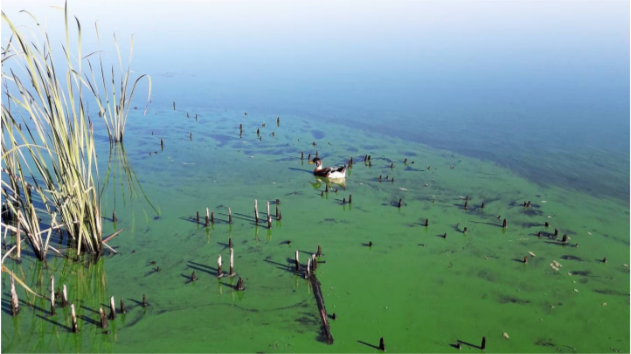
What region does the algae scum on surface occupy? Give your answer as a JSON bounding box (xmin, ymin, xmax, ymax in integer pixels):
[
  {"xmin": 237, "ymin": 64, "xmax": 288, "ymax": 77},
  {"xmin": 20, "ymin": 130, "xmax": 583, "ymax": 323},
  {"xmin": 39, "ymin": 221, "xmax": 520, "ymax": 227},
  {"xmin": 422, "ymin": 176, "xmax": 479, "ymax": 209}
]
[{"xmin": 2, "ymin": 107, "xmax": 629, "ymax": 353}]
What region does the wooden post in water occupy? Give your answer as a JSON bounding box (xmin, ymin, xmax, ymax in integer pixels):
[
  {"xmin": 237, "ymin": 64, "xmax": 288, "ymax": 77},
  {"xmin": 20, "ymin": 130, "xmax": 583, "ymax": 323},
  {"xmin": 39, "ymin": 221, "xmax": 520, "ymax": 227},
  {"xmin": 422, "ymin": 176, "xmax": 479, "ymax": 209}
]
[
  {"xmin": 349, "ymin": 194, "xmax": 352, "ymax": 204},
  {"xmin": 211, "ymin": 211, "xmax": 215, "ymax": 224},
  {"xmin": 120, "ymin": 298, "xmax": 126, "ymax": 314},
  {"xmin": 325, "ymin": 185, "xmax": 328, "ymax": 193},
  {"xmin": 196, "ymin": 211, "xmax": 200, "ymax": 224},
  {"xmin": 112, "ymin": 210, "xmax": 118, "ymax": 222},
  {"xmin": 99, "ymin": 307, "xmax": 108, "ymax": 328},
  {"xmin": 71, "ymin": 304, "xmax": 78, "ymax": 333},
  {"xmin": 312, "ymin": 254, "xmax": 318, "ymax": 271},
  {"xmin": 142, "ymin": 294, "xmax": 148, "ymax": 307},
  {"xmin": 424, "ymin": 219, "xmax": 429, "ymax": 227},
  {"xmin": 301, "ymin": 152, "xmax": 304, "ymax": 160},
  {"xmin": 295, "ymin": 250, "xmax": 300, "ymax": 271},
  {"xmin": 205, "ymin": 208, "xmax": 210, "ymax": 227},
  {"xmin": 10, "ymin": 275, "xmax": 19, "ymax": 316},
  {"xmin": 502, "ymin": 218, "xmax": 507, "ymax": 229},
  {"xmin": 173, "ymin": 101, "xmax": 176, "ymax": 110},
  {"xmin": 317, "ymin": 244, "xmax": 322, "ymax": 257},
  {"xmin": 109, "ymin": 296, "xmax": 116, "ymax": 320},
  {"xmin": 544, "ymin": 221, "xmax": 549, "ymax": 227},
  {"xmin": 379, "ymin": 337, "xmax": 385, "ymax": 351},
  {"xmin": 463, "ymin": 227, "xmax": 468, "ymax": 234},
  {"xmin": 254, "ymin": 200, "xmax": 259, "ymax": 224},
  {"xmin": 277, "ymin": 116, "xmax": 280, "ymax": 126},
  {"xmin": 481, "ymin": 202, "xmax": 485, "ymax": 209},
  {"xmin": 217, "ymin": 255, "xmax": 223, "ymax": 278},
  {"xmin": 236, "ymin": 277, "xmax": 245, "ymax": 291},
  {"xmin": 306, "ymin": 258, "xmax": 312, "ymax": 278},
  {"xmin": 267, "ymin": 201, "xmax": 272, "ymax": 229},
  {"xmin": 481, "ymin": 336, "xmax": 486, "ymax": 350},
  {"xmin": 229, "ymin": 247, "xmax": 235, "ymax": 276},
  {"xmin": 228, "ymin": 207, "xmax": 232, "ymax": 224},
  {"xmin": 50, "ymin": 276, "xmax": 56, "ymax": 315},
  {"xmin": 61, "ymin": 284, "xmax": 69, "ymax": 307},
  {"xmin": 464, "ymin": 200, "xmax": 468, "ymax": 210},
  {"xmin": 398, "ymin": 198, "xmax": 402, "ymax": 208}
]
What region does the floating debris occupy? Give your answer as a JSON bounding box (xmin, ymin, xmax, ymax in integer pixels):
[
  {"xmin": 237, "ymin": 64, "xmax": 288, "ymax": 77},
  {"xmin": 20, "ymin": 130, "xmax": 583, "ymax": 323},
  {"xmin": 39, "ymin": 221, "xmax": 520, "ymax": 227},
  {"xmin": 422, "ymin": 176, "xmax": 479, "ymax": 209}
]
[
  {"xmin": 502, "ymin": 332, "xmax": 509, "ymax": 340},
  {"xmin": 574, "ymin": 289, "xmax": 579, "ymax": 293},
  {"xmin": 528, "ymin": 251, "xmax": 536, "ymax": 257}
]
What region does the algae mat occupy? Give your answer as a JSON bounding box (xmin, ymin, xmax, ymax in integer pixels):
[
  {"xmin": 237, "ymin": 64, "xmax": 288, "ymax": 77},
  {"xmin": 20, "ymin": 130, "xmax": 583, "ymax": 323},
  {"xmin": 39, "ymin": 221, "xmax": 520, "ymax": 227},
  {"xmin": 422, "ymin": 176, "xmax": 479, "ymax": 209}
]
[{"xmin": 2, "ymin": 107, "xmax": 629, "ymax": 353}]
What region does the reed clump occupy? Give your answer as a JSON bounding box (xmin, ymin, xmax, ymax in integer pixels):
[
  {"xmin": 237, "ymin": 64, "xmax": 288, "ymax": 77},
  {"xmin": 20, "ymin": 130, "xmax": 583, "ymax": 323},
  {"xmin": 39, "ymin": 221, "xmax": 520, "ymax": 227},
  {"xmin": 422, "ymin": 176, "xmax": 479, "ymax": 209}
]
[{"xmin": 1, "ymin": 4, "xmax": 145, "ymax": 260}]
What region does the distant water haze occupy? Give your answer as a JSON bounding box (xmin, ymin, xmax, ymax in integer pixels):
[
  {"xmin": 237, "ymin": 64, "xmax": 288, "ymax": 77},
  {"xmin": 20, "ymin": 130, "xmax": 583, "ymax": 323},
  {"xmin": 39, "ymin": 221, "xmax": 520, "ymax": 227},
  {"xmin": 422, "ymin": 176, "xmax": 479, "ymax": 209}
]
[{"xmin": 3, "ymin": 0, "xmax": 629, "ymax": 201}]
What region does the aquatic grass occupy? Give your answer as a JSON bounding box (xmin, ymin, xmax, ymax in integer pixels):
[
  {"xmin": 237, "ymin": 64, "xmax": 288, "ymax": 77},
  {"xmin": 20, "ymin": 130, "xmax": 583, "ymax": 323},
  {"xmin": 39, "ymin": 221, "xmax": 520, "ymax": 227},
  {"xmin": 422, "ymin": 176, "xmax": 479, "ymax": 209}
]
[
  {"xmin": 88, "ymin": 23, "xmax": 152, "ymax": 144},
  {"xmin": 1, "ymin": 4, "xmax": 103, "ymax": 257}
]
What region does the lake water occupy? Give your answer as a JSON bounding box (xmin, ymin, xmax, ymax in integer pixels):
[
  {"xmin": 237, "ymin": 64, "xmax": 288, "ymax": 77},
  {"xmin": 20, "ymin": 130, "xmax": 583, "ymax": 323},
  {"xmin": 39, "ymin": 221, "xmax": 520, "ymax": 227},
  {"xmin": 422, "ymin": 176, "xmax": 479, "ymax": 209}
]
[{"xmin": 2, "ymin": 1, "xmax": 629, "ymax": 353}]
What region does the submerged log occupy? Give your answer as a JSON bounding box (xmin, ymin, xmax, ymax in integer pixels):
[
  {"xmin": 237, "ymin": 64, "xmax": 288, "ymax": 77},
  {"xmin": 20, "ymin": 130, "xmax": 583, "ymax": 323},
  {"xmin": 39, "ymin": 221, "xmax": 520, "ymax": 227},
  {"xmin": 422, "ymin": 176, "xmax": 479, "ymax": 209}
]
[{"xmin": 309, "ymin": 273, "xmax": 334, "ymax": 345}]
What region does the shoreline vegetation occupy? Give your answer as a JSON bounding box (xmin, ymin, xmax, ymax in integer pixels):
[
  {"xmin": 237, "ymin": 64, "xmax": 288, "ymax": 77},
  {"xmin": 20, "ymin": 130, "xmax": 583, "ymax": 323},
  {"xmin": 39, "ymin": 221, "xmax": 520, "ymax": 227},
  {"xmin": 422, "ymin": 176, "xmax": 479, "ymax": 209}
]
[{"xmin": 1, "ymin": 2, "xmax": 149, "ymax": 290}]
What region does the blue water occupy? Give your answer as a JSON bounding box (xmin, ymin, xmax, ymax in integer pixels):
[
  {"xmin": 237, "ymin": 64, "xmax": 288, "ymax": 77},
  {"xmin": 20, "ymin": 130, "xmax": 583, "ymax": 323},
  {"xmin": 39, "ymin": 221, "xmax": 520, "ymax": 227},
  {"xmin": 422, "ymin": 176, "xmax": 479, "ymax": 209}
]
[{"xmin": 3, "ymin": 1, "xmax": 629, "ymax": 202}]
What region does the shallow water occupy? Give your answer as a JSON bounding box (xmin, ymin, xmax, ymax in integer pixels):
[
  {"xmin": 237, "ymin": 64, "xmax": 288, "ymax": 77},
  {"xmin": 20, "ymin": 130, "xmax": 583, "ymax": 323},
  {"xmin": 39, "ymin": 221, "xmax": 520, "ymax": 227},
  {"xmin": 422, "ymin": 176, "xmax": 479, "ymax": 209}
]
[{"xmin": 1, "ymin": 1, "xmax": 629, "ymax": 352}]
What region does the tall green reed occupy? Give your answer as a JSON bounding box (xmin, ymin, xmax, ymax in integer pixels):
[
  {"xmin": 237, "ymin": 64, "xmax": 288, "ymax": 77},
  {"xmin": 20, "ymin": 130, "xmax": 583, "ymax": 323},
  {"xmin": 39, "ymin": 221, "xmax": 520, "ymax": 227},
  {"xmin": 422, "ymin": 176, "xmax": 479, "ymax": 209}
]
[
  {"xmin": 89, "ymin": 22, "xmax": 152, "ymax": 144},
  {"xmin": 1, "ymin": 3, "xmax": 111, "ymax": 260}
]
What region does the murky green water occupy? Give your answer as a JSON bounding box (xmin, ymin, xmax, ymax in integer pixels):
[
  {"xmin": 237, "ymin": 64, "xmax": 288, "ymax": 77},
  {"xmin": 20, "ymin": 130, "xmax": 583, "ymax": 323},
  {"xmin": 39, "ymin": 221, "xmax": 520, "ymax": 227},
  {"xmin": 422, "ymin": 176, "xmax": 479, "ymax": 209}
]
[{"xmin": 2, "ymin": 106, "xmax": 629, "ymax": 353}]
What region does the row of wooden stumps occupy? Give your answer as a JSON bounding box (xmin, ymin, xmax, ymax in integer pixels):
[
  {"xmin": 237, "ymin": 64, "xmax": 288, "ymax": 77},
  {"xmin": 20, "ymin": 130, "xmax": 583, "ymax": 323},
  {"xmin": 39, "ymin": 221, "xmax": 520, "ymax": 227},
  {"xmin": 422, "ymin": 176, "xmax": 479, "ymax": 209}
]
[
  {"xmin": 9, "ymin": 275, "xmax": 144, "ymax": 333},
  {"xmin": 195, "ymin": 199, "xmax": 281, "ymax": 229}
]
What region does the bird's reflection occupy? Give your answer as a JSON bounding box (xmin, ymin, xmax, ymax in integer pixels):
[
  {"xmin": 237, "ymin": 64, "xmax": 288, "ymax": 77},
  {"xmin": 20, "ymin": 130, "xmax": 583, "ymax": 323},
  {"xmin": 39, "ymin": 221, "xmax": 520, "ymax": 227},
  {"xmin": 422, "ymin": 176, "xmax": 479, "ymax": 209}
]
[{"xmin": 309, "ymin": 176, "xmax": 346, "ymax": 190}]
